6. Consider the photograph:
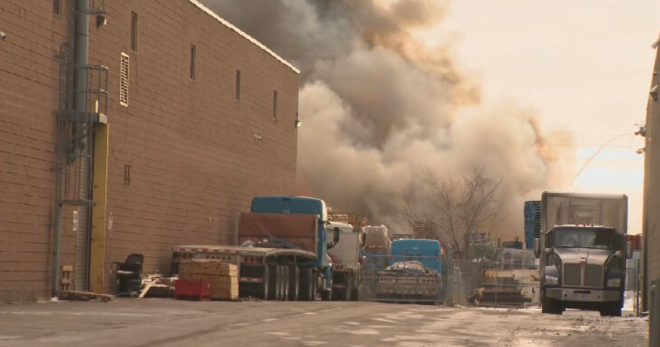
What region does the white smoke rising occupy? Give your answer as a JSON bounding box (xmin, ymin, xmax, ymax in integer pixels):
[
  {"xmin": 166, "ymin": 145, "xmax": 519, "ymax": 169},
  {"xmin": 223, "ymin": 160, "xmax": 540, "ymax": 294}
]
[{"xmin": 201, "ymin": 0, "xmax": 574, "ymax": 238}]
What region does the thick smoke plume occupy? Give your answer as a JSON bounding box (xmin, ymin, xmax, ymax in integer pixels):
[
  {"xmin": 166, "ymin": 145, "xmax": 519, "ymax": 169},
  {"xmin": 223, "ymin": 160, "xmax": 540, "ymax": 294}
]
[{"xmin": 201, "ymin": 0, "xmax": 574, "ymax": 239}]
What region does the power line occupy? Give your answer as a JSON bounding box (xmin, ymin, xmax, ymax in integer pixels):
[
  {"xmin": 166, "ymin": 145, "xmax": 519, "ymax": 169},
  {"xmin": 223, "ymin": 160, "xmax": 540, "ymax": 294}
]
[{"xmin": 571, "ymin": 133, "xmax": 634, "ymax": 186}]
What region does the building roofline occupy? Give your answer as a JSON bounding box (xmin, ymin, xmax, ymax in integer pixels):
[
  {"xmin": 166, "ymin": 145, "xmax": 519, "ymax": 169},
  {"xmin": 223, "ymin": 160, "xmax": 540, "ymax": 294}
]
[{"xmin": 188, "ymin": 0, "xmax": 300, "ymax": 75}]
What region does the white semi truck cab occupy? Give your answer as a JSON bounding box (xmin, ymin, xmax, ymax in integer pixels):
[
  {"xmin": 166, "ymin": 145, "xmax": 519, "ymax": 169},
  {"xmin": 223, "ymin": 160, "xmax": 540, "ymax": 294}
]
[{"xmin": 327, "ymin": 221, "xmax": 362, "ymax": 301}]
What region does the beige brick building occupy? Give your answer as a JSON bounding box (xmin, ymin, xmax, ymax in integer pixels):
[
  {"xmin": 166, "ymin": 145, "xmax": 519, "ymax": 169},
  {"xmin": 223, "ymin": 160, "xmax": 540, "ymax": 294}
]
[
  {"xmin": 642, "ymin": 35, "xmax": 660, "ymax": 310},
  {"xmin": 0, "ymin": 0, "xmax": 299, "ymax": 301}
]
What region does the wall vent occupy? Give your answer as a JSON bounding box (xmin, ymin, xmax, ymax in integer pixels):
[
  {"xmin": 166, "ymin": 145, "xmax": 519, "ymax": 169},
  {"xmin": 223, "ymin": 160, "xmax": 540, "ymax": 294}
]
[{"xmin": 119, "ymin": 53, "xmax": 130, "ymax": 107}]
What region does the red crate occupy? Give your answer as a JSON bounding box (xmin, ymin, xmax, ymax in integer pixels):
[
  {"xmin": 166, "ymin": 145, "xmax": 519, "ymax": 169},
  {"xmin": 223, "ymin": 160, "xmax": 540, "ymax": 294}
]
[{"xmin": 174, "ymin": 280, "xmax": 211, "ymax": 301}]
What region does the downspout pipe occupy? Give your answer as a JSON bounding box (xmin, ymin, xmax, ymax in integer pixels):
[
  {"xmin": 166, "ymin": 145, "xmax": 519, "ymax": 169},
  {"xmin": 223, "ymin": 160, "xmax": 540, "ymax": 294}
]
[
  {"xmin": 74, "ymin": 0, "xmax": 92, "ymax": 292},
  {"xmin": 74, "ymin": 0, "xmax": 89, "ymax": 113}
]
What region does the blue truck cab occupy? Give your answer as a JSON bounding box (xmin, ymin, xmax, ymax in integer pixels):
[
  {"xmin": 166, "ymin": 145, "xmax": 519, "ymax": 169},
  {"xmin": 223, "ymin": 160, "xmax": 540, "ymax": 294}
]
[
  {"xmin": 250, "ymin": 196, "xmax": 335, "ymax": 295},
  {"xmin": 390, "ymin": 239, "xmax": 442, "ymax": 274}
]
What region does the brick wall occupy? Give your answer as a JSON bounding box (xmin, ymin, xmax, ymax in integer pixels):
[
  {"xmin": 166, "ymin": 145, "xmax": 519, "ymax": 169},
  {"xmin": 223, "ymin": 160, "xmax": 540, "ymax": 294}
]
[
  {"xmin": 0, "ymin": 0, "xmax": 299, "ymax": 300},
  {"xmin": 0, "ymin": 0, "xmax": 68, "ymax": 301},
  {"xmin": 643, "ymin": 38, "xmax": 660, "ymax": 309}
]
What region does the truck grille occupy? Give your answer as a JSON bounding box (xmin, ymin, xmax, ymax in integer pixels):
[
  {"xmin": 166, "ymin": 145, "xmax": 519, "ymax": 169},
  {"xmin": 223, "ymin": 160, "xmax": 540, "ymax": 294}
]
[
  {"xmin": 563, "ymin": 264, "xmax": 581, "ymax": 286},
  {"xmin": 585, "ymin": 265, "xmax": 603, "ymax": 287},
  {"xmin": 562, "ymin": 263, "xmax": 603, "ymax": 288}
]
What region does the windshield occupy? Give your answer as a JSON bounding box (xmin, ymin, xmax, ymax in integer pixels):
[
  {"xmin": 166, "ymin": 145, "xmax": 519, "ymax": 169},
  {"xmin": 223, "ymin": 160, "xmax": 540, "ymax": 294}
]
[{"xmin": 554, "ymin": 227, "xmax": 616, "ymax": 249}]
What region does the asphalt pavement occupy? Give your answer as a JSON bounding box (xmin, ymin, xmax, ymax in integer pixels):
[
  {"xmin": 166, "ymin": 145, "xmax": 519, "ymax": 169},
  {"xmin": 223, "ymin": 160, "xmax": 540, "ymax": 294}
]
[{"xmin": 0, "ymin": 299, "xmax": 649, "ymax": 347}]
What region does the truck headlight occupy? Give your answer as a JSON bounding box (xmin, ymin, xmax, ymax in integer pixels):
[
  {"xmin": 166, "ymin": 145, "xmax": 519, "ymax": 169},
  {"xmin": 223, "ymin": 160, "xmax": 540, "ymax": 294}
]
[
  {"xmin": 607, "ymin": 278, "xmax": 621, "ymax": 287},
  {"xmin": 545, "ymin": 275, "xmax": 559, "ymax": 285}
]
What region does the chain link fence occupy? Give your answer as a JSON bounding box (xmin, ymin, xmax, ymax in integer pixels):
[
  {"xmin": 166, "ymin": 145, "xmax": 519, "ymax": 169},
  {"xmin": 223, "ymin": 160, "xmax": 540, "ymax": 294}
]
[
  {"xmin": 358, "ymin": 248, "xmax": 540, "ymax": 307},
  {"xmin": 359, "ymin": 254, "xmax": 443, "ymax": 304}
]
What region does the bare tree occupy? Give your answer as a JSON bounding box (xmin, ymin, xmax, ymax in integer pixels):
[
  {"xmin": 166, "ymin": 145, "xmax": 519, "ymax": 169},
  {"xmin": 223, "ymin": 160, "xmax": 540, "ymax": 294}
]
[{"xmin": 404, "ymin": 168, "xmax": 502, "ymax": 259}]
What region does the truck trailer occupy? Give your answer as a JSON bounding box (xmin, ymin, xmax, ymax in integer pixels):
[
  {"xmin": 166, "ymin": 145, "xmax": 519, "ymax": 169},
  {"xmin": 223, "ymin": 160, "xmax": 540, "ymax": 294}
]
[
  {"xmin": 171, "ymin": 196, "xmax": 338, "ymax": 301},
  {"xmin": 536, "ymin": 192, "xmax": 629, "ymax": 316}
]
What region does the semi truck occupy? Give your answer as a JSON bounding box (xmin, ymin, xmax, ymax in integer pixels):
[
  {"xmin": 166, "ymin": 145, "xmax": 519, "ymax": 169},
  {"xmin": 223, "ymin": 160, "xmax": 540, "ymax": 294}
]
[
  {"xmin": 171, "ymin": 196, "xmax": 339, "ymax": 301},
  {"xmin": 536, "ymin": 192, "xmax": 629, "ymax": 316},
  {"xmin": 327, "ymin": 221, "xmax": 361, "ymax": 301},
  {"xmin": 375, "ymin": 239, "xmax": 443, "ymax": 304}
]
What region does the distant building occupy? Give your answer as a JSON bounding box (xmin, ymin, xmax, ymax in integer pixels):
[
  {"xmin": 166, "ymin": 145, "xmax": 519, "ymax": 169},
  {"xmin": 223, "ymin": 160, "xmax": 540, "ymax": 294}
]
[
  {"xmin": 0, "ymin": 0, "xmax": 299, "ymax": 301},
  {"xmin": 642, "ymin": 33, "xmax": 660, "ymax": 310}
]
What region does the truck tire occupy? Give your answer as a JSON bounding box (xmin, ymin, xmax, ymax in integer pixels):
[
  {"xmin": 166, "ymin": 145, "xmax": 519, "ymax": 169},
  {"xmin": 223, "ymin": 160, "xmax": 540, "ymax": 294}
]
[
  {"xmin": 344, "ymin": 274, "xmax": 353, "ymax": 301},
  {"xmin": 288, "ymin": 266, "xmax": 300, "ymax": 301},
  {"xmin": 600, "ymin": 301, "xmax": 622, "ymax": 317},
  {"xmin": 268, "ymin": 265, "xmax": 281, "ymax": 300},
  {"xmin": 351, "ymin": 275, "xmax": 360, "ymax": 301},
  {"xmin": 311, "ymin": 272, "xmax": 318, "ymax": 301},
  {"xmin": 280, "ymin": 266, "xmax": 289, "ymax": 301},
  {"xmin": 541, "ymin": 289, "xmax": 561, "ymax": 315},
  {"xmin": 321, "ymin": 288, "xmax": 332, "ymax": 301},
  {"xmin": 299, "ymin": 268, "xmax": 314, "ymax": 301},
  {"xmin": 260, "ymin": 265, "xmax": 270, "ymax": 300},
  {"xmin": 610, "ymin": 300, "xmax": 622, "ymax": 317}
]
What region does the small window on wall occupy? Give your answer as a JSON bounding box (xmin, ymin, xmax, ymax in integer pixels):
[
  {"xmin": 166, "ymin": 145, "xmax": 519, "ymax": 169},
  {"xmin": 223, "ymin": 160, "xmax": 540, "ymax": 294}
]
[
  {"xmin": 190, "ymin": 45, "xmax": 196, "ymax": 81},
  {"xmin": 235, "ymin": 70, "xmax": 241, "ymax": 101},
  {"xmin": 130, "ymin": 12, "xmax": 138, "ymax": 52},
  {"xmin": 272, "ymin": 90, "xmax": 278, "ymax": 119},
  {"xmin": 53, "ymin": 0, "xmax": 61, "ymax": 15}
]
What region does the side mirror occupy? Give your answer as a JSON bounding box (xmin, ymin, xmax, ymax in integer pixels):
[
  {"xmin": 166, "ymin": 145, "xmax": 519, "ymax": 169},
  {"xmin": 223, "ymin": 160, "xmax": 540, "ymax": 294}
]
[
  {"xmin": 327, "ymin": 227, "xmax": 340, "ymax": 249},
  {"xmin": 534, "ymin": 238, "xmax": 541, "ymax": 258}
]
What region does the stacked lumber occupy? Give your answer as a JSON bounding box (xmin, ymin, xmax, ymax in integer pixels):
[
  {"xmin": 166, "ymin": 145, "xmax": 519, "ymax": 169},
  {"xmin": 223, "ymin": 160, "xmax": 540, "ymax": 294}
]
[
  {"xmin": 179, "ymin": 260, "xmax": 239, "ymax": 300},
  {"xmin": 474, "ymin": 288, "xmax": 530, "ymax": 307},
  {"xmin": 61, "ymin": 290, "xmax": 114, "ymax": 302}
]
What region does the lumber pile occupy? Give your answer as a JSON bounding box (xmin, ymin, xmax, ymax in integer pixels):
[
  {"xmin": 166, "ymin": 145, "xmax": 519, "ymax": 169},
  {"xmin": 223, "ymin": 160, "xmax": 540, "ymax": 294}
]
[
  {"xmin": 61, "ymin": 290, "xmax": 114, "ymax": 302},
  {"xmin": 179, "ymin": 260, "xmax": 239, "ymax": 300}
]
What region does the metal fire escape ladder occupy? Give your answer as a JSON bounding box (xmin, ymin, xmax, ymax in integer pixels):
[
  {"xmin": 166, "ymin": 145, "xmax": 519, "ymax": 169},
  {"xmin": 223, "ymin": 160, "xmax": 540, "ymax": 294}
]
[{"xmin": 52, "ymin": 0, "xmax": 109, "ymax": 293}]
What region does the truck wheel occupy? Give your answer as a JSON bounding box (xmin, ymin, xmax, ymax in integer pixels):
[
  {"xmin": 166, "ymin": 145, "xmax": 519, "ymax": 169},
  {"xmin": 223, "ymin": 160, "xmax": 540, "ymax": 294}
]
[
  {"xmin": 321, "ymin": 288, "xmax": 332, "ymax": 301},
  {"xmin": 311, "ymin": 271, "xmax": 318, "ymax": 301},
  {"xmin": 288, "ymin": 266, "xmax": 300, "ymax": 301},
  {"xmin": 610, "ymin": 301, "xmax": 622, "ymax": 317},
  {"xmin": 260, "ymin": 265, "xmax": 270, "ymax": 300},
  {"xmin": 541, "ymin": 289, "xmax": 560, "ymax": 315},
  {"xmin": 268, "ymin": 265, "xmax": 281, "ymax": 300},
  {"xmin": 351, "ymin": 288, "xmax": 360, "ymax": 301},
  {"xmin": 280, "ymin": 266, "xmax": 289, "ymax": 301},
  {"xmin": 299, "ymin": 268, "xmax": 314, "ymax": 301},
  {"xmin": 345, "ymin": 274, "xmax": 353, "ymax": 301},
  {"xmin": 600, "ymin": 301, "xmax": 622, "ymax": 317}
]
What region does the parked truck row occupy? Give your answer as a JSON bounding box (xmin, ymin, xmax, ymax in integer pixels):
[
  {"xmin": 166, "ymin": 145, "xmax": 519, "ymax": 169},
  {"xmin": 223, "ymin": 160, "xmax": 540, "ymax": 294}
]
[
  {"xmin": 169, "ymin": 196, "xmax": 445, "ymax": 304},
  {"xmin": 171, "ymin": 196, "xmax": 371, "ymax": 302},
  {"xmin": 172, "ymin": 196, "xmax": 338, "ymax": 301}
]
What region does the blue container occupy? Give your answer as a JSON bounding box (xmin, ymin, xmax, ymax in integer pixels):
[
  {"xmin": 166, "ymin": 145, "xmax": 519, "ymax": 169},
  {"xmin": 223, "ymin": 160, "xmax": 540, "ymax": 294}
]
[
  {"xmin": 524, "ymin": 201, "xmax": 541, "ymax": 250},
  {"xmin": 390, "ymin": 239, "xmax": 442, "ymax": 274}
]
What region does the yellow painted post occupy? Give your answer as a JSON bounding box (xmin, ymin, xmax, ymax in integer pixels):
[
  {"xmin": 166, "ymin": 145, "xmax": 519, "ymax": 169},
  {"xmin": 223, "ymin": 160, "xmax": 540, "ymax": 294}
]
[{"xmin": 89, "ymin": 124, "xmax": 109, "ymax": 293}]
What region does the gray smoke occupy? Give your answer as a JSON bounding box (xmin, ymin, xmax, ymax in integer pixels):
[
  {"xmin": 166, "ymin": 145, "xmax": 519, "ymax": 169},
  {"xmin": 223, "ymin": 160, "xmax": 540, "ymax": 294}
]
[{"xmin": 200, "ymin": 0, "xmax": 574, "ymax": 239}]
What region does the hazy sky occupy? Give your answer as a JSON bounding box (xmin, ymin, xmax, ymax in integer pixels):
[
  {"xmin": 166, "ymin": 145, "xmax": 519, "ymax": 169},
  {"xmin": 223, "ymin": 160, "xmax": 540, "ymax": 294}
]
[{"xmin": 421, "ymin": 0, "xmax": 660, "ymax": 234}]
